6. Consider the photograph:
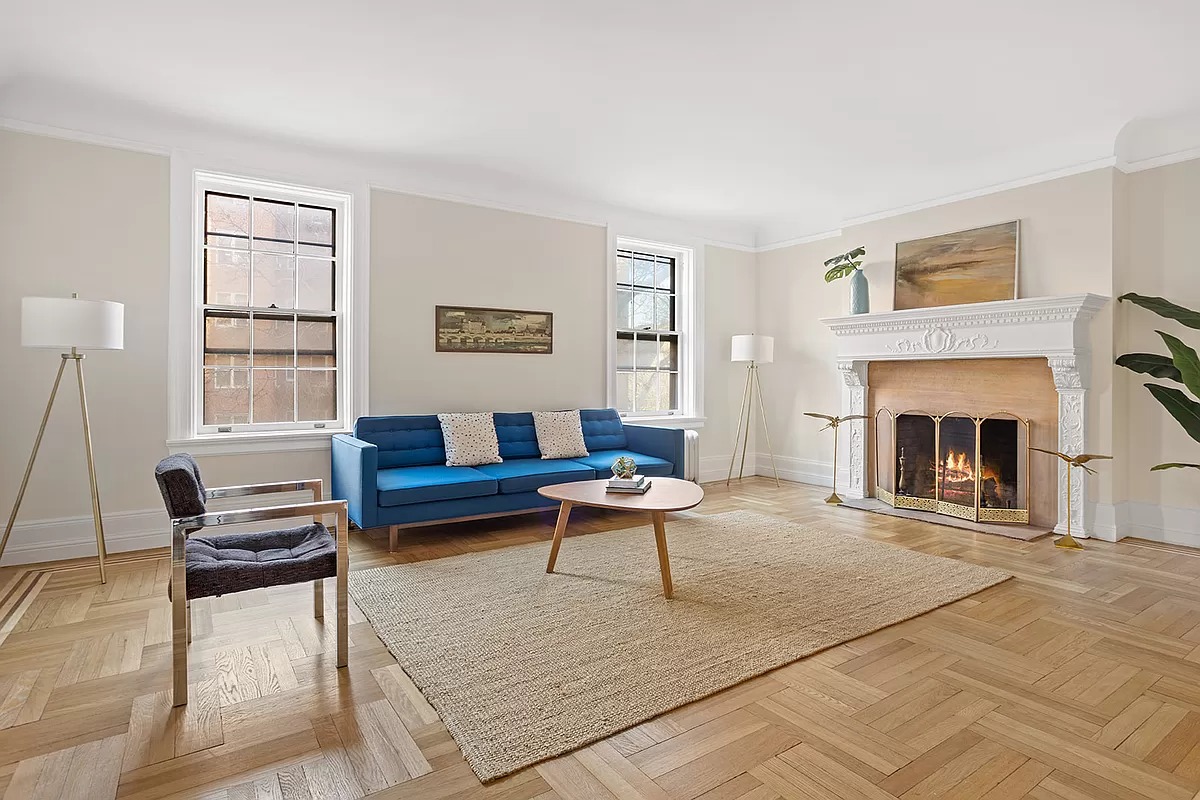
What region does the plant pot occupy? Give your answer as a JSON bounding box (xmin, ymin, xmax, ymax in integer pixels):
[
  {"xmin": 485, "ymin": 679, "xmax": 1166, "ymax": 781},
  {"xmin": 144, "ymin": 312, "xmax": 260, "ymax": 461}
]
[{"xmin": 849, "ymin": 267, "xmax": 870, "ymax": 314}]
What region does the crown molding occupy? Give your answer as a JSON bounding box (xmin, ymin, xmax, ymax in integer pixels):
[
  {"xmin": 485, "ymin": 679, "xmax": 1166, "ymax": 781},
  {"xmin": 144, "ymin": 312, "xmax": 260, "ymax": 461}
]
[{"xmin": 1116, "ymin": 146, "xmax": 1200, "ymax": 174}]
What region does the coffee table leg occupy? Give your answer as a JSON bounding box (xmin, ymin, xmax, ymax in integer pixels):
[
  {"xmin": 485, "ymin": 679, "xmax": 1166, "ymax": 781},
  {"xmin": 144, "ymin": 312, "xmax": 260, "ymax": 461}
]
[
  {"xmin": 546, "ymin": 501, "xmax": 573, "ymax": 573},
  {"xmin": 651, "ymin": 511, "xmax": 674, "ymax": 599}
]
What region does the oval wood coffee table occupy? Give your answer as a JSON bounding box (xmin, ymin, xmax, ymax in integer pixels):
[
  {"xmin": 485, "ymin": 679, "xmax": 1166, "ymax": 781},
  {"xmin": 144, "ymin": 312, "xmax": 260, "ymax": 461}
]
[{"xmin": 537, "ymin": 478, "xmax": 704, "ymax": 599}]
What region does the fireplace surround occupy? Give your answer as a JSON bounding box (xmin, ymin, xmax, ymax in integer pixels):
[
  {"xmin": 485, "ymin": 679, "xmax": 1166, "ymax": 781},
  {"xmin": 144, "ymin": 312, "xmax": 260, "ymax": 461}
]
[{"xmin": 821, "ymin": 294, "xmax": 1108, "ymax": 537}]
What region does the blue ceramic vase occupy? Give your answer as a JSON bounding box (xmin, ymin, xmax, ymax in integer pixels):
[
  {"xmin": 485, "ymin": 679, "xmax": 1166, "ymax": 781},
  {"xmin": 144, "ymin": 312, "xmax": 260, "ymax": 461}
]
[{"xmin": 849, "ymin": 267, "xmax": 870, "ymax": 314}]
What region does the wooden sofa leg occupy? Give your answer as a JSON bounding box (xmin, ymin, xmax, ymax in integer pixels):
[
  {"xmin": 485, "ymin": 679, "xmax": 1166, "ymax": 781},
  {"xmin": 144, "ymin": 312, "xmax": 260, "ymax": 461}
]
[
  {"xmin": 337, "ymin": 511, "xmax": 349, "ymax": 668},
  {"xmin": 389, "ymin": 525, "xmax": 399, "ymax": 552},
  {"xmin": 313, "ymin": 578, "xmax": 324, "ymax": 620}
]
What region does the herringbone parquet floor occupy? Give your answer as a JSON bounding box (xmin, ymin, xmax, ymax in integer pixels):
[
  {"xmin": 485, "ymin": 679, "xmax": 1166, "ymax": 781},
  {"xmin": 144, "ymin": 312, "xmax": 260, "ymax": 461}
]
[{"xmin": 3, "ymin": 478, "xmax": 1200, "ymax": 799}]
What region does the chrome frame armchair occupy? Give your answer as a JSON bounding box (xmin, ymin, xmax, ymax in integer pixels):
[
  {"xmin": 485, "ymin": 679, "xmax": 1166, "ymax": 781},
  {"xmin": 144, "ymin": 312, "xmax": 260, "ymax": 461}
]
[{"xmin": 169, "ymin": 478, "xmax": 348, "ymax": 707}]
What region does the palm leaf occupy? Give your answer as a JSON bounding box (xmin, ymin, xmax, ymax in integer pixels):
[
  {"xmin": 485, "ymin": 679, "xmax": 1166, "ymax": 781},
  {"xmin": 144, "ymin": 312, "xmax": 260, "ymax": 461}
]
[
  {"xmin": 824, "ymin": 264, "xmax": 858, "ymax": 282},
  {"xmin": 1119, "ymin": 294, "xmax": 1200, "ymax": 329},
  {"xmin": 1157, "ymin": 330, "xmax": 1200, "ymax": 399},
  {"xmin": 1152, "ymin": 463, "xmax": 1200, "ymax": 471},
  {"xmin": 1116, "ymin": 353, "xmax": 1183, "ymax": 383},
  {"xmin": 1146, "ymin": 383, "xmax": 1200, "ymax": 444}
]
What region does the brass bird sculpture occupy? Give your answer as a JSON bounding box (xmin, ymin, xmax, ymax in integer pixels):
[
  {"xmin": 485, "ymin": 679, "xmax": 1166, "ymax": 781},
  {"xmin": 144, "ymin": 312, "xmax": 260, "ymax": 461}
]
[
  {"xmin": 805, "ymin": 413, "xmax": 869, "ymax": 504},
  {"xmin": 1028, "ymin": 446, "xmax": 1113, "ymax": 549}
]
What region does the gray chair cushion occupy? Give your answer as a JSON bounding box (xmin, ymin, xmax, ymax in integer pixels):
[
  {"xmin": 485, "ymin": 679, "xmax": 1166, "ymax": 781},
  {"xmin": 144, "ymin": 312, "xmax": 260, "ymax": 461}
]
[
  {"xmin": 183, "ymin": 523, "xmax": 336, "ymax": 600},
  {"xmin": 155, "ymin": 454, "xmax": 207, "ymax": 518}
]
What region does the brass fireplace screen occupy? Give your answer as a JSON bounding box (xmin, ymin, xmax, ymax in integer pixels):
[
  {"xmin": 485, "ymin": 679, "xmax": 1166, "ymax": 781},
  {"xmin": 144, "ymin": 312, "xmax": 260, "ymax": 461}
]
[{"xmin": 874, "ymin": 408, "xmax": 1030, "ymax": 524}]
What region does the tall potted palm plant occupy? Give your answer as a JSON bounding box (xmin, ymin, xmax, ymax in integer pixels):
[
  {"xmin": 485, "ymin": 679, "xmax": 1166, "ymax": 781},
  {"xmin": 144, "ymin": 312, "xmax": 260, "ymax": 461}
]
[{"xmin": 1115, "ymin": 293, "xmax": 1200, "ymax": 472}]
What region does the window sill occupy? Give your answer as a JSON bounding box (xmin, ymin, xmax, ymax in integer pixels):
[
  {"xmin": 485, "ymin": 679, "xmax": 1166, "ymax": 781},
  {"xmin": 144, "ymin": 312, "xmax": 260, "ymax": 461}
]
[
  {"xmin": 166, "ymin": 429, "xmax": 350, "ymax": 457},
  {"xmin": 619, "ymin": 416, "xmax": 705, "ymax": 430}
]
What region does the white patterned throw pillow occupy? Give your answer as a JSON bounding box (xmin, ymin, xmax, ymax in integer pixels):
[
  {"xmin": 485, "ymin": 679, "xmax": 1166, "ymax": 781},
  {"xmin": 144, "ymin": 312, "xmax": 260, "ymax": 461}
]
[
  {"xmin": 532, "ymin": 410, "xmax": 590, "ymax": 459},
  {"xmin": 438, "ymin": 413, "xmax": 503, "ymax": 466}
]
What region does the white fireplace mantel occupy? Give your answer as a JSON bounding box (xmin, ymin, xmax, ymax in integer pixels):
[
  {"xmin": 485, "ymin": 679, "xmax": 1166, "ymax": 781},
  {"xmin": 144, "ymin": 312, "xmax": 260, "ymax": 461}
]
[{"xmin": 819, "ymin": 293, "xmax": 1109, "ymax": 537}]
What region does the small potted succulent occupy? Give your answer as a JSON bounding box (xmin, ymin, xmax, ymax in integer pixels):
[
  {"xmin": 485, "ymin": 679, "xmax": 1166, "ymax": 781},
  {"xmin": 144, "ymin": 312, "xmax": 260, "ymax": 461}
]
[{"xmin": 824, "ymin": 246, "xmax": 869, "ymax": 314}]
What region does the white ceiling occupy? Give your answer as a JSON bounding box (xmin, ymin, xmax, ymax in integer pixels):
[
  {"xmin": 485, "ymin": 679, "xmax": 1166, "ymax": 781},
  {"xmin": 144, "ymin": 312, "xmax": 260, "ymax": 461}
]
[{"xmin": 3, "ymin": 0, "xmax": 1200, "ymax": 245}]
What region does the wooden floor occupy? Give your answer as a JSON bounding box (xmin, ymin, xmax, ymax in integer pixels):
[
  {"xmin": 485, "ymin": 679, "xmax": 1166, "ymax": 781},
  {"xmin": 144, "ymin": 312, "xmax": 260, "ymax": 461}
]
[{"xmin": 4, "ymin": 479, "xmax": 1200, "ymax": 799}]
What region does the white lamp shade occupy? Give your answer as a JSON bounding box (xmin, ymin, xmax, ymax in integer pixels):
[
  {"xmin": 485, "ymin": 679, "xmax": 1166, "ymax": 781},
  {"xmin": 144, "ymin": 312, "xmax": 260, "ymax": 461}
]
[
  {"xmin": 731, "ymin": 334, "xmax": 774, "ymax": 363},
  {"xmin": 22, "ymin": 296, "xmax": 124, "ymax": 350}
]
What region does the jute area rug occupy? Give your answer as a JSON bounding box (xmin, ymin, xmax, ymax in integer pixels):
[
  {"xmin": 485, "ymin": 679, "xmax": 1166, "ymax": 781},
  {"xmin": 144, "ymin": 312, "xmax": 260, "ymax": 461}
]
[{"xmin": 349, "ymin": 510, "xmax": 1010, "ymax": 782}]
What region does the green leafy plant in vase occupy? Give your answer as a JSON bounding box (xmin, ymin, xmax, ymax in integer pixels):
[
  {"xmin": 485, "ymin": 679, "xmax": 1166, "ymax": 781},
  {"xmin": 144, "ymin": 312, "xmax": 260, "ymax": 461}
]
[
  {"xmin": 1115, "ymin": 293, "xmax": 1200, "ymax": 472},
  {"xmin": 824, "ymin": 246, "xmax": 869, "ymax": 314}
]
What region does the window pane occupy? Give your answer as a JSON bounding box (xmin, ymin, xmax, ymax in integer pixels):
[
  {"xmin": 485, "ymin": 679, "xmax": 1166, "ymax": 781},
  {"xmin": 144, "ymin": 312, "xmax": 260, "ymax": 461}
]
[
  {"xmin": 656, "ymin": 259, "xmax": 673, "ymax": 290},
  {"xmin": 297, "ymin": 370, "xmax": 337, "ymax": 421},
  {"xmin": 616, "ymin": 335, "xmax": 634, "ymax": 370},
  {"xmin": 252, "ymin": 315, "xmax": 295, "ymax": 367},
  {"xmin": 614, "ymin": 371, "xmax": 634, "ymax": 412},
  {"xmin": 655, "ymin": 294, "xmax": 673, "ymax": 331},
  {"xmin": 630, "ymin": 291, "xmax": 655, "ymax": 330},
  {"xmin": 616, "ymin": 252, "xmax": 632, "ymax": 285},
  {"xmin": 297, "ymin": 257, "xmax": 333, "ymax": 310},
  {"xmin": 251, "ymin": 369, "xmax": 294, "ymax": 423},
  {"xmin": 659, "ymin": 336, "xmax": 678, "ymax": 370},
  {"xmin": 205, "ymin": 249, "xmax": 249, "ymax": 306},
  {"xmin": 635, "ymin": 335, "xmax": 660, "ymax": 368},
  {"xmin": 297, "ymin": 317, "xmax": 335, "ymax": 363},
  {"xmin": 253, "ymin": 199, "xmax": 295, "ymax": 253},
  {"xmin": 203, "ymin": 368, "xmax": 250, "ymax": 424},
  {"xmin": 633, "ymin": 254, "xmax": 655, "ymax": 287},
  {"xmin": 204, "ymin": 312, "xmax": 250, "ymax": 365},
  {"xmin": 615, "ymin": 288, "xmax": 632, "ymax": 329},
  {"xmin": 298, "ymin": 205, "xmax": 334, "ymax": 248},
  {"xmin": 252, "ymin": 252, "xmax": 295, "ymax": 309},
  {"xmin": 206, "ymin": 194, "xmax": 249, "ymax": 240},
  {"xmin": 634, "ymin": 372, "xmax": 671, "ymax": 413}
]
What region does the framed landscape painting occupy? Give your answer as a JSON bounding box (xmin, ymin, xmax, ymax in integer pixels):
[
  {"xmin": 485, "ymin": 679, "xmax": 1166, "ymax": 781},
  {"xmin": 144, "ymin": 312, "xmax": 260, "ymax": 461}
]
[
  {"xmin": 435, "ymin": 305, "xmax": 553, "ymax": 354},
  {"xmin": 893, "ymin": 221, "xmax": 1020, "ymax": 310}
]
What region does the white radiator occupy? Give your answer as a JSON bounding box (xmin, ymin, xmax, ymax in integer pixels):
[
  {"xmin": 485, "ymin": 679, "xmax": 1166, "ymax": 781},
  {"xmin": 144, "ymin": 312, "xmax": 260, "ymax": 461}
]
[{"xmin": 684, "ymin": 429, "xmax": 700, "ymax": 482}]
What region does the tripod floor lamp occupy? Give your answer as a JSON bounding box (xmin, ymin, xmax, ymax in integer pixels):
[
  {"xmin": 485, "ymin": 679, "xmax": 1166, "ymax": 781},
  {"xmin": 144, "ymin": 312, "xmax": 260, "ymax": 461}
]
[
  {"xmin": 1, "ymin": 294, "xmax": 124, "ymax": 583},
  {"xmin": 728, "ymin": 334, "xmax": 780, "ymax": 486}
]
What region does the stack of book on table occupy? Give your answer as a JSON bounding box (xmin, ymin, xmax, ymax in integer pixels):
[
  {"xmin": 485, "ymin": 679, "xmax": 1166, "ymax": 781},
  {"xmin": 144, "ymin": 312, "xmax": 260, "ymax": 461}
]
[{"xmin": 606, "ymin": 475, "xmax": 651, "ymax": 494}]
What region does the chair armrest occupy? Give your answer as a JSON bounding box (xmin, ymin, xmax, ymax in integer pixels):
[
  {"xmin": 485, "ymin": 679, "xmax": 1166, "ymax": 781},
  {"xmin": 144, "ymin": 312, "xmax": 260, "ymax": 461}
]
[
  {"xmin": 331, "ymin": 434, "xmax": 378, "ymax": 530},
  {"xmin": 173, "ymin": 499, "xmax": 348, "ymax": 534},
  {"xmin": 623, "ymin": 424, "xmax": 687, "ymax": 479},
  {"xmin": 206, "ymin": 479, "xmax": 323, "ymax": 501}
]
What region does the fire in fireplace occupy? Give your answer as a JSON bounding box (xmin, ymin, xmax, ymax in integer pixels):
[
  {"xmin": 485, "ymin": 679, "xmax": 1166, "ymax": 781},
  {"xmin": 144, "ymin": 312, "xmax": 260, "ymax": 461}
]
[{"xmin": 876, "ymin": 408, "xmax": 1029, "ymax": 524}]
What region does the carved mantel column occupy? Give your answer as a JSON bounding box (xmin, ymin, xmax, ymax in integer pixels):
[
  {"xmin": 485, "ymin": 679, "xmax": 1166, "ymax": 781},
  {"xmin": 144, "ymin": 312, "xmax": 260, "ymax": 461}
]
[
  {"xmin": 837, "ymin": 359, "xmax": 870, "ymax": 500},
  {"xmin": 1048, "ymin": 355, "xmax": 1088, "ymax": 537}
]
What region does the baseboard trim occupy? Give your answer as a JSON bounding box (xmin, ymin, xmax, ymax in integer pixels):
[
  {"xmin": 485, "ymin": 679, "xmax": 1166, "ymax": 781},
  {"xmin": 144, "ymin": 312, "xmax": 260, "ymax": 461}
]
[{"xmin": 0, "ymin": 508, "xmax": 168, "ymax": 567}]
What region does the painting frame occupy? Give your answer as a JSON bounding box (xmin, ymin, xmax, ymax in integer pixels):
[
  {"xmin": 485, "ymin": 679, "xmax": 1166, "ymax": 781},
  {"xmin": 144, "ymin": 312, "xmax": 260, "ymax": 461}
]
[
  {"xmin": 892, "ymin": 220, "xmax": 1020, "ymax": 311},
  {"xmin": 434, "ymin": 305, "xmax": 554, "ymax": 354}
]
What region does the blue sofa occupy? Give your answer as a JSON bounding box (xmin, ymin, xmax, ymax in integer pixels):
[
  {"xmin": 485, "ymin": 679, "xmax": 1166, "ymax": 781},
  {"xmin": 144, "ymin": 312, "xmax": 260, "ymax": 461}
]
[{"xmin": 331, "ymin": 409, "xmax": 686, "ymax": 530}]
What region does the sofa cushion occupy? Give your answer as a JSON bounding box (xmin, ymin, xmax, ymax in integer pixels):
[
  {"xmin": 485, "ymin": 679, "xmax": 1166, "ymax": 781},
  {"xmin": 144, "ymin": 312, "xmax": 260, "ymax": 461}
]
[
  {"xmin": 580, "ymin": 409, "xmax": 627, "ymax": 452},
  {"xmin": 532, "ymin": 410, "xmax": 589, "ymax": 459},
  {"xmin": 438, "ymin": 413, "xmax": 503, "ymax": 466},
  {"xmin": 493, "ymin": 412, "xmax": 541, "ymax": 460},
  {"xmin": 377, "ymin": 465, "xmax": 498, "ymax": 507},
  {"xmin": 575, "ymin": 449, "xmax": 673, "ymax": 477},
  {"xmin": 356, "ymin": 415, "xmax": 446, "ymax": 468},
  {"xmin": 474, "ymin": 459, "xmax": 595, "ymax": 494}
]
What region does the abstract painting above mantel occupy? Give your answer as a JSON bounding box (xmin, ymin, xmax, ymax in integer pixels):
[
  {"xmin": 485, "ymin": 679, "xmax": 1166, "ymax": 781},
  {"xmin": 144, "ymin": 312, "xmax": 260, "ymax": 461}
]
[
  {"xmin": 894, "ymin": 221, "xmax": 1020, "ymax": 311},
  {"xmin": 435, "ymin": 305, "xmax": 553, "ymax": 354}
]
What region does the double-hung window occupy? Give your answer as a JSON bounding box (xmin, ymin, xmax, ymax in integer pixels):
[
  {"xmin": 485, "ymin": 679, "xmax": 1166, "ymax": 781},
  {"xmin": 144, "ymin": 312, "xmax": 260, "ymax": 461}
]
[
  {"xmin": 612, "ymin": 238, "xmax": 695, "ymax": 418},
  {"xmin": 195, "ymin": 173, "xmax": 351, "ymax": 434}
]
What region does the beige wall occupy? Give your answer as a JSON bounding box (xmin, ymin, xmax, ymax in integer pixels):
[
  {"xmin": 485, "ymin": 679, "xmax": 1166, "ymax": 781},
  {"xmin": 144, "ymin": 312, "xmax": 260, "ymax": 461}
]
[
  {"xmin": 368, "ymin": 189, "xmax": 607, "ymax": 413},
  {"xmin": 702, "ymin": 245, "xmax": 759, "ymax": 472},
  {"xmin": 757, "ymin": 169, "xmax": 1117, "ymax": 503},
  {"xmin": 1118, "ymin": 158, "xmax": 1200, "ymax": 510},
  {"xmin": 0, "ymin": 130, "xmax": 171, "ymax": 522}
]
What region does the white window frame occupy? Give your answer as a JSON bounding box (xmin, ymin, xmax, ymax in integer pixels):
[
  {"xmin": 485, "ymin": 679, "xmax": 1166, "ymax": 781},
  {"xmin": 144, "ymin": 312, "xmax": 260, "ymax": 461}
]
[
  {"xmin": 607, "ymin": 234, "xmax": 702, "ymax": 425},
  {"xmin": 168, "ymin": 168, "xmax": 362, "ymax": 453}
]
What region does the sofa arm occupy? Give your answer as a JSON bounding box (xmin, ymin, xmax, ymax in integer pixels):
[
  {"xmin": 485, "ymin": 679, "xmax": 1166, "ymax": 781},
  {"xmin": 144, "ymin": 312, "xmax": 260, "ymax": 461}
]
[
  {"xmin": 623, "ymin": 424, "xmax": 687, "ymax": 479},
  {"xmin": 331, "ymin": 434, "xmax": 378, "ymax": 530}
]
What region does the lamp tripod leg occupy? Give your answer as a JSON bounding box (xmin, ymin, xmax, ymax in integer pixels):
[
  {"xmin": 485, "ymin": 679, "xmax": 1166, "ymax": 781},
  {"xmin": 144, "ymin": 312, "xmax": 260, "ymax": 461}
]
[
  {"xmin": 738, "ymin": 364, "xmax": 755, "ymax": 481},
  {"xmin": 75, "ymin": 355, "xmax": 108, "ymax": 583},
  {"xmin": 753, "ymin": 367, "xmax": 780, "ymax": 487},
  {"xmin": 0, "ymin": 357, "xmax": 69, "ymax": 565},
  {"xmin": 727, "ymin": 365, "xmax": 753, "ymax": 486}
]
